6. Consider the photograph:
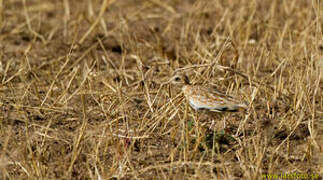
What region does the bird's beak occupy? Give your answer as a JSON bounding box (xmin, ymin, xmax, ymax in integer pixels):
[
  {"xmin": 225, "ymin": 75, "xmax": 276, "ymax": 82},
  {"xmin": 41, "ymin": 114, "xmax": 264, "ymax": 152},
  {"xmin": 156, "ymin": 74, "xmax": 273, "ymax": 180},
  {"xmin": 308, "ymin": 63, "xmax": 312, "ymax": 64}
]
[{"xmin": 162, "ymin": 77, "xmax": 174, "ymax": 86}]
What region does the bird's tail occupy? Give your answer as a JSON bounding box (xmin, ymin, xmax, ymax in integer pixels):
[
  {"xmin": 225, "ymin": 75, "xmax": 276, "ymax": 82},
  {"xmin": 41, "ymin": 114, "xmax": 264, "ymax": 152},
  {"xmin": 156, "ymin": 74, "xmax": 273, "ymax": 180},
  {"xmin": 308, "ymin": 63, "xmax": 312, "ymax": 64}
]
[{"xmin": 210, "ymin": 103, "xmax": 248, "ymax": 112}]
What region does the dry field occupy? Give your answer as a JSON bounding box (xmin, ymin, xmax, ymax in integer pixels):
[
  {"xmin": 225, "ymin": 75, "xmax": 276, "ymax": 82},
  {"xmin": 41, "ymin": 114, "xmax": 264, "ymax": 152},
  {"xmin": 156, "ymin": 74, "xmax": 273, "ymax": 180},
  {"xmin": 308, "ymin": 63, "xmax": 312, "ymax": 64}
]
[{"xmin": 0, "ymin": 0, "xmax": 322, "ymax": 179}]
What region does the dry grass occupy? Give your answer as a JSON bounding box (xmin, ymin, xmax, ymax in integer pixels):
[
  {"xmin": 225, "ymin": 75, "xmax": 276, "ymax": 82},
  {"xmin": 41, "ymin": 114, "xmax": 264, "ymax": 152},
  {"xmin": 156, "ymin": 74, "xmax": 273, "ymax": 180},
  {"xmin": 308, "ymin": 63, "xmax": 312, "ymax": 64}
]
[{"xmin": 0, "ymin": 0, "xmax": 322, "ymax": 179}]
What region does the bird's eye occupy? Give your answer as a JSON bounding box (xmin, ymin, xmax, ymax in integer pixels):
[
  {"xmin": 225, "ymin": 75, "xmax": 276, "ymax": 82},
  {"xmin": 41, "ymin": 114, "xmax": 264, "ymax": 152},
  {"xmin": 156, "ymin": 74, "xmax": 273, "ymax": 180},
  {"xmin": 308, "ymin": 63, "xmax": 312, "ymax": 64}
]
[{"xmin": 175, "ymin": 77, "xmax": 181, "ymax": 81}]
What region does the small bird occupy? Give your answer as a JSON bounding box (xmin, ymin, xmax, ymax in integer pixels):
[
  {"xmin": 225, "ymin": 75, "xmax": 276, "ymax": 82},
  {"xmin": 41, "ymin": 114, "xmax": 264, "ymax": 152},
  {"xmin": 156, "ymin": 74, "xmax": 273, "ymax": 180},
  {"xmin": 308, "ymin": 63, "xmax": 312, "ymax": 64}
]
[{"xmin": 168, "ymin": 74, "xmax": 247, "ymax": 112}]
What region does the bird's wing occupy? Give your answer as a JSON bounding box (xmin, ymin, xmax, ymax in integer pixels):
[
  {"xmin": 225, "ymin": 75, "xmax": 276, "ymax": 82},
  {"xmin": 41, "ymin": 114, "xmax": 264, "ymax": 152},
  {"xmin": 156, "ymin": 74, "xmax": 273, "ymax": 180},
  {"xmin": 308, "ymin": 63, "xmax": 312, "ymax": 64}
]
[{"xmin": 193, "ymin": 86, "xmax": 247, "ymax": 112}]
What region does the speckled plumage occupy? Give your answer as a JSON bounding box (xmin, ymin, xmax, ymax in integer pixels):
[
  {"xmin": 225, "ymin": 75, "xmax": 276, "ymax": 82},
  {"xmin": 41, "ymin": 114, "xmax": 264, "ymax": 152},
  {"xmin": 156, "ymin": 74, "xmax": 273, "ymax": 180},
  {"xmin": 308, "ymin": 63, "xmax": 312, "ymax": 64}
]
[
  {"xmin": 182, "ymin": 85, "xmax": 246, "ymax": 112},
  {"xmin": 169, "ymin": 74, "xmax": 247, "ymax": 112}
]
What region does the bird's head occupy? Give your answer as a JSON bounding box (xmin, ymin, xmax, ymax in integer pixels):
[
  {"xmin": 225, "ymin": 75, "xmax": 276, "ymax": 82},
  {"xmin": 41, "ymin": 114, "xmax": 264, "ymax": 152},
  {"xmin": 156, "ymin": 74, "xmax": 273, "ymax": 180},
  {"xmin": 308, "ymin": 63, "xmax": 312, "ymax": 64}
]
[{"xmin": 168, "ymin": 74, "xmax": 191, "ymax": 86}]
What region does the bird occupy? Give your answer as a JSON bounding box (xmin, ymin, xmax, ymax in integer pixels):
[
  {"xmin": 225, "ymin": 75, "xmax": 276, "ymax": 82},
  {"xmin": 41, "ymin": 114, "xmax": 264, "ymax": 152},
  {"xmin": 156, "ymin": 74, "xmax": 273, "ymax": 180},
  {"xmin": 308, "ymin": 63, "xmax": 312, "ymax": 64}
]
[{"xmin": 168, "ymin": 74, "xmax": 247, "ymax": 113}]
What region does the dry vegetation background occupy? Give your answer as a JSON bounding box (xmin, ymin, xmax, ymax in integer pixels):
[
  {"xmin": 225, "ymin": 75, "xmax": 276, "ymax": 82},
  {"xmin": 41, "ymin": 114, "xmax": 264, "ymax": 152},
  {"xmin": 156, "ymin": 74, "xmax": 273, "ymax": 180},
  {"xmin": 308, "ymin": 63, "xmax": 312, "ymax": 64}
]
[{"xmin": 0, "ymin": 0, "xmax": 322, "ymax": 179}]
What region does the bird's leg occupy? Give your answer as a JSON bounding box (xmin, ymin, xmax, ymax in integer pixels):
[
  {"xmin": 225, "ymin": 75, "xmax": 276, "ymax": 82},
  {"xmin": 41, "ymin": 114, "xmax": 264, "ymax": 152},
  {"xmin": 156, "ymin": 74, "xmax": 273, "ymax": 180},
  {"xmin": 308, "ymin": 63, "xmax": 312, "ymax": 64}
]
[
  {"xmin": 223, "ymin": 115, "xmax": 226, "ymax": 129},
  {"xmin": 194, "ymin": 110, "xmax": 200, "ymax": 140},
  {"xmin": 208, "ymin": 111, "xmax": 216, "ymax": 130}
]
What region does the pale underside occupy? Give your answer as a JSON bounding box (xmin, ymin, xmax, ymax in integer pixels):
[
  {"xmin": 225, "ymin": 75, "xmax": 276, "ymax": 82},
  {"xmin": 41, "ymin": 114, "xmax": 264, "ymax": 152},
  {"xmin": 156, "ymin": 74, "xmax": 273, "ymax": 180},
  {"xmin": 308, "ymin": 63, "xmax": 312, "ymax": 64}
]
[{"xmin": 182, "ymin": 85, "xmax": 246, "ymax": 112}]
